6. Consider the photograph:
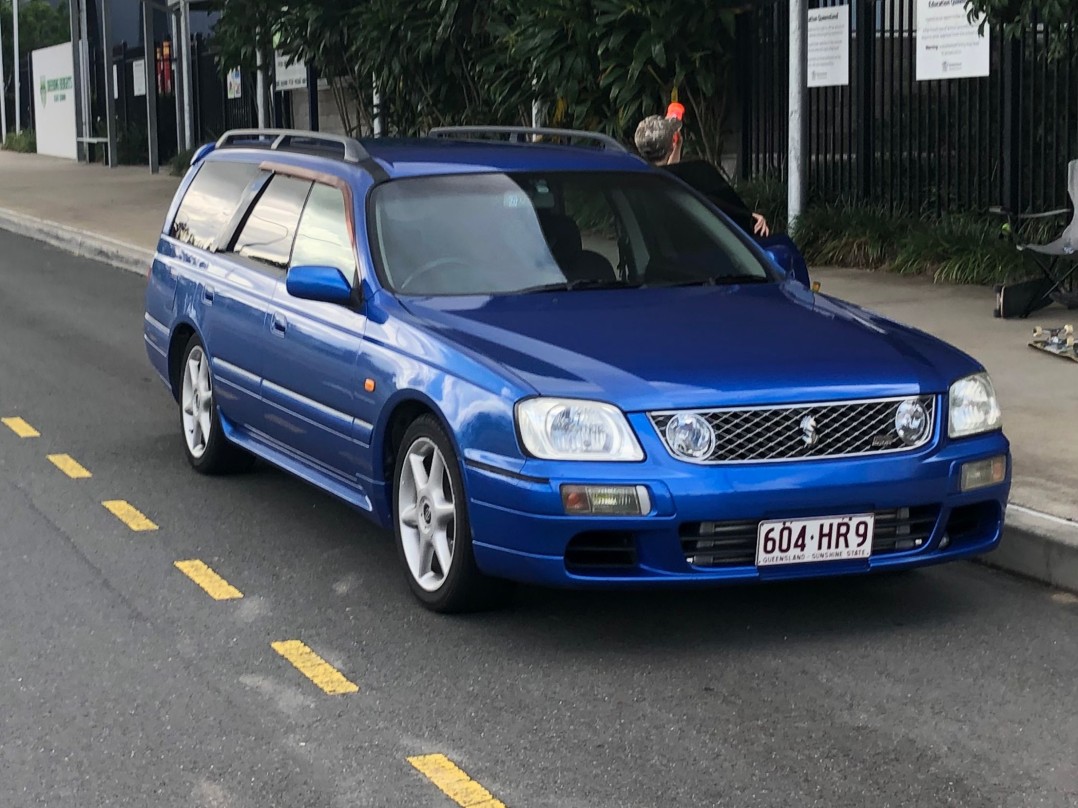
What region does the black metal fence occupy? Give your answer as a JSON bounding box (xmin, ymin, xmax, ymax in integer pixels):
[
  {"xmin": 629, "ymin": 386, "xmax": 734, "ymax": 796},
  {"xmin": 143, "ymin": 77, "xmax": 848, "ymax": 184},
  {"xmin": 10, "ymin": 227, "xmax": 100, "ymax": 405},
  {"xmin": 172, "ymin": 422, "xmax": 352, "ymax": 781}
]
[
  {"xmin": 111, "ymin": 35, "xmax": 262, "ymax": 164},
  {"xmin": 741, "ymin": 0, "xmax": 1078, "ymax": 216}
]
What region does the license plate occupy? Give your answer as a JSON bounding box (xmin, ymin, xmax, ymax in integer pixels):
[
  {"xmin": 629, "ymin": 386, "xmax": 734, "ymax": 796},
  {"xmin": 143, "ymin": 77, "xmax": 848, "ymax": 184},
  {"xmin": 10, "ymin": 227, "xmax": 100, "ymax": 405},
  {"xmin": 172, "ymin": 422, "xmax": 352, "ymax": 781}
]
[{"xmin": 756, "ymin": 514, "xmax": 875, "ymax": 567}]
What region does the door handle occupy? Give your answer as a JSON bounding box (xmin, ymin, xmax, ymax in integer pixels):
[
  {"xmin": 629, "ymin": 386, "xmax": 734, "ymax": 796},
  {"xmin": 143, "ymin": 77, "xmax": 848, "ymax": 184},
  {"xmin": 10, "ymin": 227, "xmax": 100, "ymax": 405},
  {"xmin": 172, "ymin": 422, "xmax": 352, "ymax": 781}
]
[
  {"xmin": 202, "ymin": 286, "xmax": 215, "ymax": 304},
  {"xmin": 271, "ymin": 313, "xmax": 288, "ymax": 335}
]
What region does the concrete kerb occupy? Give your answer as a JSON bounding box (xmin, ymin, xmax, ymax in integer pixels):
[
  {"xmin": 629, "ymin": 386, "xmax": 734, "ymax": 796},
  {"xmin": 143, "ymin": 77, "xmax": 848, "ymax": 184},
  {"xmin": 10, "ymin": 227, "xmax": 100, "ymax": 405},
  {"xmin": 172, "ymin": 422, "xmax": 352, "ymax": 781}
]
[
  {"xmin": 0, "ymin": 206, "xmax": 152, "ymax": 277},
  {"xmin": 0, "ymin": 204, "xmax": 1075, "ymax": 595},
  {"xmin": 983, "ymin": 506, "xmax": 1078, "ymax": 595}
]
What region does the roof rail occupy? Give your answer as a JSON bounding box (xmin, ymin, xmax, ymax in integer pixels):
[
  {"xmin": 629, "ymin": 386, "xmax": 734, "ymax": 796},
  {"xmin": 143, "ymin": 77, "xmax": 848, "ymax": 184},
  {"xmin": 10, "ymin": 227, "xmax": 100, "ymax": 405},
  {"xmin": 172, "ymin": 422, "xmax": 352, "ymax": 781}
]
[
  {"xmin": 428, "ymin": 126, "xmax": 628, "ymax": 153},
  {"xmin": 215, "ymin": 128, "xmax": 371, "ymax": 164}
]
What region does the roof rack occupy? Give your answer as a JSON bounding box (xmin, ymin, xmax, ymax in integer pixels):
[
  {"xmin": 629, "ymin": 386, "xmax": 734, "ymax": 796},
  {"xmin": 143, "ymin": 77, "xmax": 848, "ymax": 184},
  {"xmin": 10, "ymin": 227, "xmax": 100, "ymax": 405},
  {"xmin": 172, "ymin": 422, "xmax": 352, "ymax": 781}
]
[
  {"xmin": 428, "ymin": 126, "xmax": 628, "ymax": 153},
  {"xmin": 215, "ymin": 128, "xmax": 371, "ymax": 164}
]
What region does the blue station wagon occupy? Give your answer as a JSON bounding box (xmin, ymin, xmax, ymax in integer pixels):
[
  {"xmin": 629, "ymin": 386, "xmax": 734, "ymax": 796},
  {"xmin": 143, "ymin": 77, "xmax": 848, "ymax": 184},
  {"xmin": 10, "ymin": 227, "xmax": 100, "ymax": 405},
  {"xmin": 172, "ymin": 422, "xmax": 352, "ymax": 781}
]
[{"xmin": 144, "ymin": 127, "xmax": 1011, "ymax": 611}]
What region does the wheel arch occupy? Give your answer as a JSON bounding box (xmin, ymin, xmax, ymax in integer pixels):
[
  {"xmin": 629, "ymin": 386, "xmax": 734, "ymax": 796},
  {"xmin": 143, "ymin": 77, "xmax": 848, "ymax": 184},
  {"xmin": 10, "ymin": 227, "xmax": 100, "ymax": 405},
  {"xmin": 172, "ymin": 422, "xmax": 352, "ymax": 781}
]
[{"xmin": 167, "ymin": 320, "xmax": 199, "ymax": 402}]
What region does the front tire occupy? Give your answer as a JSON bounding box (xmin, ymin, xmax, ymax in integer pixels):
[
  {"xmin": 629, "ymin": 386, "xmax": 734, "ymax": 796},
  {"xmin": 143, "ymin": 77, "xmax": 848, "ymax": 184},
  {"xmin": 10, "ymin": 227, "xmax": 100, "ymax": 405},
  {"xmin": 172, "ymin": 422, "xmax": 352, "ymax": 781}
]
[
  {"xmin": 392, "ymin": 415, "xmax": 509, "ymax": 612},
  {"xmin": 179, "ymin": 334, "xmax": 252, "ymax": 474}
]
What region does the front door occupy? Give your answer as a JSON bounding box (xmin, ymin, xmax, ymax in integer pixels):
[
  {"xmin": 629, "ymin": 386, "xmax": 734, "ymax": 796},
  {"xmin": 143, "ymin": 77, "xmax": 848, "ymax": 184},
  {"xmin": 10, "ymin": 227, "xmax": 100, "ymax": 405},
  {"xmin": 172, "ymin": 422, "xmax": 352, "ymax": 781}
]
[{"xmin": 259, "ymin": 182, "xmax": 369, "ymax": 483}]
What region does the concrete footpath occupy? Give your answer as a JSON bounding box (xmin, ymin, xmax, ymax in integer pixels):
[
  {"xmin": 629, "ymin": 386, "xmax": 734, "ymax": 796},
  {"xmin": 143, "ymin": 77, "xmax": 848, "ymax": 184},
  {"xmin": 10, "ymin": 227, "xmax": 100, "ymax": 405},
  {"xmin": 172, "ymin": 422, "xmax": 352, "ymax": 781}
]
[{"xmin": 2, "ymin": 151, "xmax": 1077, "ymax": 591}]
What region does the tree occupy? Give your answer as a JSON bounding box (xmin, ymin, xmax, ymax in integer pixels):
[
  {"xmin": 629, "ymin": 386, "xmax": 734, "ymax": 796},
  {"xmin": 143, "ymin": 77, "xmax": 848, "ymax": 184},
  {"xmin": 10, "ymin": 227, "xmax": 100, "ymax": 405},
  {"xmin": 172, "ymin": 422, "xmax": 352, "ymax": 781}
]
[
  {"xmin": 1, "ymin": 0, "xmax": 70, "ymax": 96},
  {"xmin": 209, "ymin": 0, "xmax": 748, "ymax": 155},
  {"xmin": 965, "ymin": 0, "xmax": 1077, "ymax": 57}
]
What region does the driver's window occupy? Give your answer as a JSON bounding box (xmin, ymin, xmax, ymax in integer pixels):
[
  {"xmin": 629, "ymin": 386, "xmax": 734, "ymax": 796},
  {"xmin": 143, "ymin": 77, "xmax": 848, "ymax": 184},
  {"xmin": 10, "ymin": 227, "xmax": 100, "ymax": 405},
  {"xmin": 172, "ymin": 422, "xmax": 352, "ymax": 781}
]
[
  {"xmin": 291, "ymin": 184, "xmax": 357, "ymax": 281},
  {"xmin": 562, "ymin": 185, "xmax": 622, "ymax": 272}
]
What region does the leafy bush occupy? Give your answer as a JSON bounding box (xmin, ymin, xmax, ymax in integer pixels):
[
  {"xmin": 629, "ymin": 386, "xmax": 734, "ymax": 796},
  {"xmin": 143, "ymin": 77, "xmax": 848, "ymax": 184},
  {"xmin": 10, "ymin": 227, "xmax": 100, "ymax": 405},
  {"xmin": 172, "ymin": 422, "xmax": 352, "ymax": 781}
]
[
  {"xmin": 733, "ymin": 176, "xmax": 788, "ymax": 234},
  {"xmin": 891, "ymin": 213, "xmax": 1058, "ymax": 284},
  {"xmin": 169, "ymin": 148, "xmax": 198, "ymax": 177},
  {"xmin": 792, "ymin": 203, "xmax": 909, "ymax": 269},
  {"xmin": 2, "ymin": 129, "xmax": 37, "ymax": 153},
  {"xmin": 117, "ymin": 123, "xmax": 150, "ymax": 166}
]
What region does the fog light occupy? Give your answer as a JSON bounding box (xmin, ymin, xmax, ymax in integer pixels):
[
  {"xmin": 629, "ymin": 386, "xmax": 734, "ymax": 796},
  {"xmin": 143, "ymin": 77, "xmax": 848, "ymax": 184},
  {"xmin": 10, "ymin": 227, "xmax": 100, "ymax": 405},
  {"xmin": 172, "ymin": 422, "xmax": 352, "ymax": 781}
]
[
  {"xmin": 561, "ymin": 484, "xmax": 651, "ymax": 516},
  {"xmin": 960, "ymin": 455, "xmax": 1007, "ymax": 492}
]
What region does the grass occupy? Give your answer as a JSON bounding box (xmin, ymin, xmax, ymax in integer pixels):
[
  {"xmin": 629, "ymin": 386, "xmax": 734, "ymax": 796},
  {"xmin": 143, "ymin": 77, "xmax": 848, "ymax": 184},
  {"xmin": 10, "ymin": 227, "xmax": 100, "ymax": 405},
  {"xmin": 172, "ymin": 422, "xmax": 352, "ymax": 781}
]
[{"xmin": 2, "ymin": 129, "xmax": 37, "ymax": 153}]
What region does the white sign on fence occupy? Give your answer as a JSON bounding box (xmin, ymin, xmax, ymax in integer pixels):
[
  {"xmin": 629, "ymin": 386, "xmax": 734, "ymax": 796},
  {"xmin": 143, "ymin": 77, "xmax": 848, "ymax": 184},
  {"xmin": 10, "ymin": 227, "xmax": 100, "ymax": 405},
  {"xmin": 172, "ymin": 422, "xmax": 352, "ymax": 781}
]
[
  {"xmin": 916, "ymin": 0, "xmax": 991, "ymax": 81},
  {"xmin": 274, "ymin": 51, "xmax": 307, "ymax": 91},
  {"xmin": 32, "ymin": 42, "xmax": 77, "ymax": 160},
  {"xmin": 227, "ymin": 68, "xmax": 242, "ymax": 100},
  {"xmin": 132, "ymin": 59, "xmax": 146, "ymax": 97},
  {"xmin": 808, "ymin": 5, "xmax": 850, "ymax": 88}
]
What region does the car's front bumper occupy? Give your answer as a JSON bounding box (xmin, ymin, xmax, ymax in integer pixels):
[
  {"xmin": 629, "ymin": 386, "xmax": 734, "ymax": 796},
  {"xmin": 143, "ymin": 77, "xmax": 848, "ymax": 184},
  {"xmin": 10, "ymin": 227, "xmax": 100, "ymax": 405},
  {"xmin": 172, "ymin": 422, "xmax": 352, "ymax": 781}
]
[{"xmin": 464, "ymin": 430, "xmax": 1010, "ymax": 588}]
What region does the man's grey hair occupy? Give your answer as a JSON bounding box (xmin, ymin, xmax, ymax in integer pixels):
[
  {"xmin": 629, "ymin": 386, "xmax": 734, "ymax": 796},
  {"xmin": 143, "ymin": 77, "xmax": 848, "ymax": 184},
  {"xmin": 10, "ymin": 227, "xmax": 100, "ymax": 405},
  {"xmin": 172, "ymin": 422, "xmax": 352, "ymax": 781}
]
[{"xmin": 634, "ymin": 114, "xmax": 681, "ymax": 163}]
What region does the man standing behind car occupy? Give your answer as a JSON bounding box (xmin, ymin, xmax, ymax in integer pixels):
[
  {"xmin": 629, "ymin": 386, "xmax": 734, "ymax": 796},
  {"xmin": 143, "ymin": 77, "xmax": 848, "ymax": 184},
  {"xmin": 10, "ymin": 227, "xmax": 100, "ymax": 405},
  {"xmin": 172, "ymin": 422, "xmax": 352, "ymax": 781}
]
[
  {"xmin": 634, "ymin": 113, "xmax": 772, "ymax": 239},
  {"xmin": 634, "ymin": 112, "xmax": 813, "ymax": 287}
]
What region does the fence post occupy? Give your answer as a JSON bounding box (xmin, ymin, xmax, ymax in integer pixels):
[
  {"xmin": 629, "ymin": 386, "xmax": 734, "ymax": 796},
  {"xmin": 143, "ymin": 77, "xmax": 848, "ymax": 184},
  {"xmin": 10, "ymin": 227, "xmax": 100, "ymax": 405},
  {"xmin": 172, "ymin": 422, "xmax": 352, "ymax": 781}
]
[
  {"xmin": 736, "ymin": 10, "xmax": 753, "ymax": 182},
  {"xmin": 1001, "ymin": 35, "xmax": 1023, "ymax": 215},
  {"xmin": 857, "ymin": 0, "xmax": 875, "ymax": 200}
]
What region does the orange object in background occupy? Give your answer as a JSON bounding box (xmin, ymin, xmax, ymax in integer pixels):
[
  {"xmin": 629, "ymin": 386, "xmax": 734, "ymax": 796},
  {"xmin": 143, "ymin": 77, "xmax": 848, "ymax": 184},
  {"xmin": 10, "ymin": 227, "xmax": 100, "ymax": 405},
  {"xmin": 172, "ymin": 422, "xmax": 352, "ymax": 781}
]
[{"xmin": 666, "ymin": 102, "xmax": 685, "ymax": 121}]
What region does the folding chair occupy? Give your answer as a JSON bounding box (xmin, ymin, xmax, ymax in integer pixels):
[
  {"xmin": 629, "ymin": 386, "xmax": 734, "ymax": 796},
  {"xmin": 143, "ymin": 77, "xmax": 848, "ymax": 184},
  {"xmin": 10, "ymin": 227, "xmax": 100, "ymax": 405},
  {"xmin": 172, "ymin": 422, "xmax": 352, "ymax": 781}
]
[{"xmin": 992, "ymin": 159, "xmax": 1078, "ymax": 319}]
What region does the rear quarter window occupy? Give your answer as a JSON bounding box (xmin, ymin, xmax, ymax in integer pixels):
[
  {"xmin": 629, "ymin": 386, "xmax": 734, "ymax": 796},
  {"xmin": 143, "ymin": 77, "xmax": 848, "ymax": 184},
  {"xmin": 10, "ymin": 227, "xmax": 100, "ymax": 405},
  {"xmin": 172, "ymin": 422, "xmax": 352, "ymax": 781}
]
[{"xmin": 170, "ymin": 161, "xmax": 262, "ymax": 250}]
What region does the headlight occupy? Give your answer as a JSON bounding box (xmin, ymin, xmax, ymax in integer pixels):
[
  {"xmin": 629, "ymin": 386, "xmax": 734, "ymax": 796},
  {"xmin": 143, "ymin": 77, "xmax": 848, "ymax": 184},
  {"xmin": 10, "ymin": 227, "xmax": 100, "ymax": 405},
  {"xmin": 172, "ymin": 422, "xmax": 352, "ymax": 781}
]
[
  {"xmin": 948, "ymin": 373, "xmax": 1002, "ymax": 439},
  {"xmin": 516, "ymin": 398, "xmax": 644, "ymax": 461}
]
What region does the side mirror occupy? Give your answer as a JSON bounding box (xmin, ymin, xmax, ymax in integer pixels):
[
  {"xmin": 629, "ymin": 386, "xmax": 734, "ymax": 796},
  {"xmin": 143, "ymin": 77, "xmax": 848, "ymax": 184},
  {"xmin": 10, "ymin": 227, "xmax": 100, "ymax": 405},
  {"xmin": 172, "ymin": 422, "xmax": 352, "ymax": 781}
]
[
  {"xmin": 764, "ymin": 245, "xmax": 811, "ymax": 287},
  {"xmin": 285, "ymin": 265, "xmax": 353, "ymax": 305}
]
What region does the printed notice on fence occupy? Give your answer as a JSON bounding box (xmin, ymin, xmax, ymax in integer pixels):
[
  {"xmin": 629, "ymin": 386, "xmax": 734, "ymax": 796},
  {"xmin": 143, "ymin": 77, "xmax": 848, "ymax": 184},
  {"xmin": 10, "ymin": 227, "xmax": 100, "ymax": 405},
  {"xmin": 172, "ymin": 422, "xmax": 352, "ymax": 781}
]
[
  {"xmin": 808, "ymin": 5, "xmax": 850, "ymax": 88},
  {"xmin": 132, "ymin": 60, "xmax": 146, "ymax": 97},
  {"xmin": 916, "ymin": 0, "xmax": 990, "ymax": 81}
]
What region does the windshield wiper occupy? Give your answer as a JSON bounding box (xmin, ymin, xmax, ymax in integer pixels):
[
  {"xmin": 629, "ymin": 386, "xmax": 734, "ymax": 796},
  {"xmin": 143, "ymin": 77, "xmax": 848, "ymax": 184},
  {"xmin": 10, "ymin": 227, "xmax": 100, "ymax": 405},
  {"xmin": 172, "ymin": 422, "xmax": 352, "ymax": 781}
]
[
  {"xmin": 517, "ymin": 278, "xmax": 642, "ymax": 294},
  {"xmin": 651, "ymin": 274, "xmax": 769, "ymax": 288}
]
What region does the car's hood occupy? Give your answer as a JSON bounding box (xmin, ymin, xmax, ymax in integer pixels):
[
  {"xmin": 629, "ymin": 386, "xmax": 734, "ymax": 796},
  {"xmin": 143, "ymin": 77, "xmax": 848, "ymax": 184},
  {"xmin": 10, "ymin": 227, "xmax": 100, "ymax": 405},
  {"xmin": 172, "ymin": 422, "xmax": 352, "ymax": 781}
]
[{"xmin": 400, "ymin": 282, "xmax": 980, "ymax": 411}]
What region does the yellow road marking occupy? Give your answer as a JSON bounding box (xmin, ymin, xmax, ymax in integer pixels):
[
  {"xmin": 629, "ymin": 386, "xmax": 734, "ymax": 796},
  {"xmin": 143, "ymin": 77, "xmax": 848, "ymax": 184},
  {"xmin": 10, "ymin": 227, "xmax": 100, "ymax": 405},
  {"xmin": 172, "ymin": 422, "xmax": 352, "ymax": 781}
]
[
  {"xmin": 407, "ymin": 754, "xmax": 507, "ymax": 808},
  {"xmin": 175, "ymin": 559, "xmax": 243, "ymax": 600},
  {"xmin": 271, "ymin": 640, "xmax": 358, "ymax": 695},
  {"xmin": 47, "ymin": 453, "xmax": 92, "ymax": 479},
  {"xmin": 2, "ymin": 417, "xmax": 40, "ymax": 438},
  {"xmin": 102, "ymin": 500, "xmax": 159, "ymax": 532}
]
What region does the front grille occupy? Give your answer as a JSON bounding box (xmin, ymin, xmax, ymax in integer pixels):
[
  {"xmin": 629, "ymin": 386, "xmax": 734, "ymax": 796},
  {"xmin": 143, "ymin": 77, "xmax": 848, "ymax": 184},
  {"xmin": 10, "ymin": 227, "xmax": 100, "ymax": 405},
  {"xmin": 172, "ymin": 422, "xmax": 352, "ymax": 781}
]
[
  {"xmin": 682, "ymin": 505, "xmax": 941, "ymax": 568},
  {"xmin": 650, "ymin": 396, "xmax": 936, "ymax": 464}
]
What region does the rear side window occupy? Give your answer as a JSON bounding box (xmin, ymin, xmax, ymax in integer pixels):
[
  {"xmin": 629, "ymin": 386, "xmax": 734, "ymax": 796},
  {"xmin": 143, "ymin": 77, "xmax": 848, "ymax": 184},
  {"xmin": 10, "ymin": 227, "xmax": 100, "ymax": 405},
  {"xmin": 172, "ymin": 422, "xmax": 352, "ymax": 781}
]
[
  {"xmin": 170, "ymin": 161, "xmax": 261, "ymax": 250},
  {"xmin": 290, "ymin": 184, "xmax": 356, "ymax": 279},
  {"xmin": 232, "ymin": 176, "xmax": 313, "ymax": 269}
]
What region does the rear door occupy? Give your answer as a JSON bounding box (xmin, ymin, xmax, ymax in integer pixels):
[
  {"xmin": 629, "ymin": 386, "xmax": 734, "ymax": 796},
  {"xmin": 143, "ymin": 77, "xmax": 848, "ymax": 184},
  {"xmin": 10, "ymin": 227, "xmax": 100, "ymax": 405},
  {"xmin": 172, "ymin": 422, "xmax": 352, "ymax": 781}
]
[
  {"xmin": 167, "ymin": 160, "xmax": 272, "ymax": 428},
  {"xmin": 261, "ymin": 180, "xmax": 369, "ymax": 482},
  {"xmin": 218, "ymin": 173, "xmax": 315, "ymax": 440}
]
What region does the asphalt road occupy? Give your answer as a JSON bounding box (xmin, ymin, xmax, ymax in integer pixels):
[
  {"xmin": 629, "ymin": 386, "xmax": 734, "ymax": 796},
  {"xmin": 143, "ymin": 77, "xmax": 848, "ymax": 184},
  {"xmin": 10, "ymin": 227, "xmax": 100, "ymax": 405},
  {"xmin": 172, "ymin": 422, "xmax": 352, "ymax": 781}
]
[{"xmin": 1, "ymin": 230, "xmax": 1077, "ymax": 808}]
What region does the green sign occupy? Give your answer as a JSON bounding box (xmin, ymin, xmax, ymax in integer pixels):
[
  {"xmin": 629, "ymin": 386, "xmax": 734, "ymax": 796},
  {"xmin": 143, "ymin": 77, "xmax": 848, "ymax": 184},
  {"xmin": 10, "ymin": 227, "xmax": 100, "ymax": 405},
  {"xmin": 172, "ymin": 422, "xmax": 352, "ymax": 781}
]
[{"xmin": 38, "ymin": 74, "xmax": 74, "ymax": 106}]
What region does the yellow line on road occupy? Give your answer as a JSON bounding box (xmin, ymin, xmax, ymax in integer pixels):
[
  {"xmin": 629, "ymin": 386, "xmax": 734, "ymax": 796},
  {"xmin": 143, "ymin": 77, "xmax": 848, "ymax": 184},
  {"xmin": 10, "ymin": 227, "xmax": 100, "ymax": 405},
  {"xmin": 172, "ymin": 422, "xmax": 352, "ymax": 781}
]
[
  {"xmin": 102, "ymin": 500, "xmax": 159, "ymax": 532},
  {"xmin": 175, "ymin": 559, "xmax": 243, "ymax": 600},
  {"xmin": 407, "ymin": 754, "xmax": 507, "ymax": 808},
  {"xmin": 271, "ymin": 640, "xmax": 358, "ymax": 695},
  {"xmin": 47, "ymin": 453, "xmax": 92, "ymax": 479},
  {"xmin": 2, "ymin": 417, "xmax": 40, "ymax": 438}
]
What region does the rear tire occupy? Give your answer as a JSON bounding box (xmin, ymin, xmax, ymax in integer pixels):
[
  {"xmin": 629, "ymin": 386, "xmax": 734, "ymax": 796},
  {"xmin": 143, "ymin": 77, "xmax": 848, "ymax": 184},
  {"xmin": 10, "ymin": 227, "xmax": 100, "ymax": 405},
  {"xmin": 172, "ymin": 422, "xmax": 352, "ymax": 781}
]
[
  {"xmin": 392, "ymin": 415, "xmax": 510, "ymax": 613},
  {"xmin": 179, "ymin": 334, "xmax": 253, "ymax": 475}
]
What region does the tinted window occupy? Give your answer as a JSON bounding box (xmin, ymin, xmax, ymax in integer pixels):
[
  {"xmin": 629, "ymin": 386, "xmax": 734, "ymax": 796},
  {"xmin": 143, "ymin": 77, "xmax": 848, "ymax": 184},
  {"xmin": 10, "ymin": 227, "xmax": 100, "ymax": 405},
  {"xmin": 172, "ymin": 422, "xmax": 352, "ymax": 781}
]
[
  {"xmin": 233, "ymin": 176, "xmax": 313, "ymax": 269},
  {"xmin": 290, "ymin": 184, "xmax": 356, "ymax": 279},
  {"xmin": 170, "ymin": 161, "xmax": 261, "ymax": 250}
]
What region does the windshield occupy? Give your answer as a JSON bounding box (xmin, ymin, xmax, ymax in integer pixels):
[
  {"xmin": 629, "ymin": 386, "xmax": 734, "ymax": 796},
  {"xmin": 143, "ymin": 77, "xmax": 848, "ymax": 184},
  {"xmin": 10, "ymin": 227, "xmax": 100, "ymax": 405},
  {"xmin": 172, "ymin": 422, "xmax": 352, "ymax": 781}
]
[{"xmin": 370, "ymin": 171, "xmax": 773, "ymax": 296}]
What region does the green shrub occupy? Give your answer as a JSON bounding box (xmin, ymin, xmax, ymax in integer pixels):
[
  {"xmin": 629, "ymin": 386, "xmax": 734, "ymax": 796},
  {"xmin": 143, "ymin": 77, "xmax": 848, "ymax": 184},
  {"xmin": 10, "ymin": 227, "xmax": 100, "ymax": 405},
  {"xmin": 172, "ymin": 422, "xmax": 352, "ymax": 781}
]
[
  {"xmin": 169, "ymin": 148, "xmax": 197, "ymax": 177},
  {"xmin": 116, "ymin": 123, "xmax": 150, "ymax": 165},
  {"xmin": 733, "ymin": 176, "xmax": 788, "ymax": 234},
  {"xmin": 792, "ymin": 203, "xmax": 910, "ymax": 269},
  {"xmin": 891, "ymin": 213, "xmax": 1061, "ymax": 284},
  {"xmin": 2, "ymin": 129, "xmax": 37, "ymax": 153}
]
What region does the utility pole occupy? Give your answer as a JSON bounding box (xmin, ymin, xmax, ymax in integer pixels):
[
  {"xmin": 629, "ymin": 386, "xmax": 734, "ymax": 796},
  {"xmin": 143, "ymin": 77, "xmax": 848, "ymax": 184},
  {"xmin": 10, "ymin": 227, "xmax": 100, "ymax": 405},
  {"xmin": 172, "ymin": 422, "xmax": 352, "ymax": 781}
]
[
  {"xmin": 788, "ymin": 0, "xmax": 808, "ymax": 228},
  {"xmin": 0, "ymin": 8, "xmax": 8, "ymax": 142},
  {"xmin": 13, "ymin": 0, "xmax": 20, "ymax": 132}
]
